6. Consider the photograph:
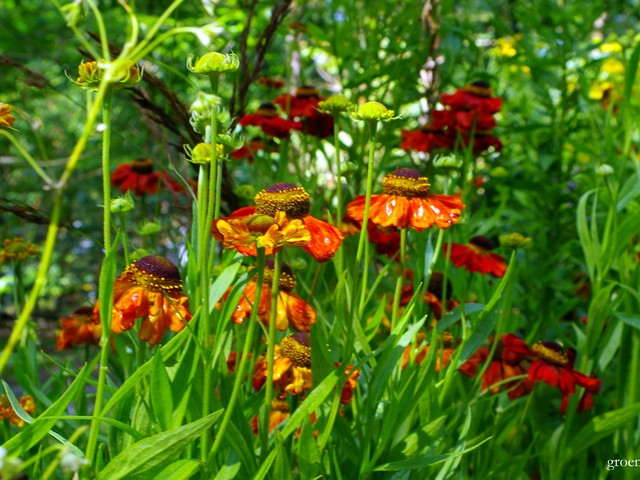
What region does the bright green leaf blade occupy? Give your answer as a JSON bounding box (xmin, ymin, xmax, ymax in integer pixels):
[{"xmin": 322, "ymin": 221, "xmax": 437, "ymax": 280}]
[
  {"xmin": 151, "ymin": 348, "xmax": 174, "ymax": 431},
  {"xmin": 96, "ymin": 409, "xmax": 222, "ymax": 480},
  {"xmin": 154, "ymin": 459, "xmax": 200, "ymax": 480}
]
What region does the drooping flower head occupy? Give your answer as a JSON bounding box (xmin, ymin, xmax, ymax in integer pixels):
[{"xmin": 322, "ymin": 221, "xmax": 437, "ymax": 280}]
[
  {"xmin": 219, "ymin": 259, "xmax": 316, "ymax": 331},
  {"xmin": 253, "ymin": 332, "xmax": 313, "ymax": 396},
  {"xmin": 254, "ymin": 183, "xmax": 344, "ymax": 262},
  {"xmin": 459, "ymin": 334, "xmax": 534, "ymax": 399},
  {"xmin": 95, "ymin": 255, "xmax": 192, "ymax": 346},
  {"xmin": 56, "ymin": 306, "xmax": 102, "ymax": 350},
  {"xmin": 111, "ymin": 159, "xmax": 180, "ymax": 196},
  {"xmin": 74, "ymin": 59, "xmax": 142, "ymax": 90},
  {"xmin": 443, "ymin": 235, "xmax": 507, "ymax": 277},
  {"xmin": 346, "ymin": 168, "xmax": 465, "ymax": 231},
  {"xmin": 238, "ymin": 102, "xmax": 303, "ymax": 138}
]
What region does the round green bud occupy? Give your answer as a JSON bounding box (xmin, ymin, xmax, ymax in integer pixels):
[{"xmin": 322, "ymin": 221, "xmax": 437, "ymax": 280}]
[{"xmin": 187, "ymin": 52, "xmax": 239, "ymax": 75}]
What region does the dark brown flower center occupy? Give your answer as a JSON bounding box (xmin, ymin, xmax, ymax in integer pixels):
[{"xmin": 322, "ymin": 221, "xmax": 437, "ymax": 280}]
[
  {"xmin": 255, "ymin": 103, "xmax": 279, "ymax": 118},
  {"xmin": 295, "ymin": 85, "xmax": 320, "ymax": 98},
  {"xmin": 470, "ymin": 235, "xmax": 495, "ymax": 251},
  {"xmin": 279, "ymin": 332, "xmax": 311, "ymax": 368},
  {"xmin": 532, "ymin": 342, "xmax": 569, "ymax": 366},
  {"xmin": 465, "ymin": 80, "xmax": 492, "ymax": 98},
  {"xmin": 254, "ymin": 183, "xmax": 311, "ymax": 218},
  {"xmin": 131, "ymin": 158, "xmax": 154, "ymax": 174},
  {"xmin": 126, "ymin": 255, "xmax": 182, "ymax": 292},
  {"xmin": 382, "ymin": 168, "xmax": 430, "ymax": 197},
  {"xmin": 260, "ymin": 260, "xmax": 297, "ymax": 291},
  {"xmin": 427, "ymin": 271, "xmax": 452, "ymax": 300}
]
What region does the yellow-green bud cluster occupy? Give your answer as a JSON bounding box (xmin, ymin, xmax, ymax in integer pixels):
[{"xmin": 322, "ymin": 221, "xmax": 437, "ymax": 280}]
[
  {"xmin": 318, "ymin": 94, "xmax": 352, "ymax": 114},
  {"xmin": 350, "ymin": 101, "xmax": 398, "ymax": 122},
  {"xmin": 499, "ymin": 232, "xmax": 533, "ymax": 249},
  {"xmin": 187, "ymin": 52, "xmax": 239, "ymax": 75},
  {"xmin": 184, "ymin": 143, "xmax": 224, "ymax": 164}
]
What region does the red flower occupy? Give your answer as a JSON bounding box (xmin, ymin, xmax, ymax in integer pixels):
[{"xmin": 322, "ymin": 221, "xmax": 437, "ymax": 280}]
[
  {"xmin": 56, "ymin": 306, "xmax": 102, "ymax": 350},
  {"xmin": 346, "ymin": 168, "xmax": 465, "ymax": 231},
  {"xmin": 459, "ymin": 334, "xmax": 534, "ymax": 399},
  {"xmin": 257, "ymin": 77, "xmax": 286, "ymax": 89},
  {"xmin": 94, "ymin": 256, "xmax": 192, "ymax": 346},
  {"xmin": 443, "ymin": 236, "xmax": 507, "ymax": 277},
  {"xmin": 219, "ymin": 260, "xmax": 316, "ymax": 331},
  {"xmin": 400, "ymin": 124, "xmax": 453, "ymax": 153},
  {"xmin": 528, "ymin": 342, "xmax": 602, "ymax": 398},
  {"xmin": 273, "ymin": 86, "xmax": 334, "ymax": 138},
  {"xmin": 111, "ymin": 158, "xmax": 180, "ymax": 196},
  {"xmin": 239, "ymin": 103, "xmax": 303, "ymax": 138},
  {"xmin": 440, "ymin": 81, "xmax": 502, "ymax": 115}
]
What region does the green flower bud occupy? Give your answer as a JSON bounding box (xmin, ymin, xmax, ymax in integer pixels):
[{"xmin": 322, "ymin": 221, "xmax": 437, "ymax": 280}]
[
  {"xmin": 499, "ymin": 233, "xmax": 533, "ymax": 249},
  {"xmin": 596, "ymin": 163, "xmax": 614, "ymax": 176},
  {"xmin": 137, "ymin": 221, "xmax": 162, "ymax": 236},
  {"xmin": 184, "ymin": 143, "xmax": 224, "ymax": 164},
  {"xmin": 61, "ymin": 1, "xmax": 85, "ymax": 27},
  {"xmin": 111, "ymin": 191, "xmax": 135, "ymax": 213},
  {"xmin": 433, "ymin": 154, "xmax": 462, "ymax": 169},
  {"xmin": 350, "ymin": 101, "xmax": 398, "ymax": 122},
  {"xmin": 73, "ymin": 59, "xmax": 143, "ymax": 90},
  {"xmin": 187, "ymin": 52, "xmax": 239, "ymax": 75},
  {"xmin": 318, "ymin": 94, "xmax": 353, "ymax": 114}
]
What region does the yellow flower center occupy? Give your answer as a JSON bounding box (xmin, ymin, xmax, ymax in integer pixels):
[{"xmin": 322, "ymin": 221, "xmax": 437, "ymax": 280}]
[
  {"xmin": 295, "ymin": 85, "xmax": 320, "ymax": 98},
  {"xmin": 254, "ymin": 183, "xmax": 311, "ymax": 218},
  {"xmin": 382, "ymin": 168, "xmax": 431, "ymax": 197},
  {"xmin": 465, "ymin": 80, "xmax": 493, "ymax": 98},
  {"xmin": 280, "ymin": 333, "xmax": 311, "ymax": 368},
  {"xmin": 130, "ymin": 158, "xmax": 154, "ymax": 174},
  {"xmin": 125, "ymin": 255, "xmax": 182, "ymax": 292},
  {"xmin": 532, "ymin": 342, "xmax": 569, "ymax": 366},
  {"xmin": 261, "ymin": 260, "xmax": 297, "ymax": 291}
]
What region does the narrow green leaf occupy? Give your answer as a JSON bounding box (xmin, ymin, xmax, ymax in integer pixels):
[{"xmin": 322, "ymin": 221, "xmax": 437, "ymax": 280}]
[
  {"xmin": 154, "ymin": 459, "xmax": 200, "ymax": 480},
  {"xmin": 150, "ymin": 348, "xmax": 174, "ymax": 431},
  {"xmin": 209, "ymin": 261, "xmax": 241, "ymax": 309},
  {"xmin": 97, "ymin": 409, "xmax": 222, "ymax": 480},
  {"xmin": 253, "ymin": 450, "xmax": 276, "ymax": 480},
  {"xmin": 614, "ymin": 312, "xmax": 640, "ymax": 330},
  {"xmin": 437, "ymin": 303, "xmax": 484, "ymax": 333},
  {"xmin": 565, "ymin": 403, "xmax": 640, "ymax": 460},
  {"xmin": 297, "ymin": 413, "xmax": 321, "ymax": 478},
  {"xmin": 576, "ymin": 189, "xmax": 598, "ymax": 281},
  {"xmin": 214, "ymin": 449, "xmax": 242, "ymax": 480},
  {"xmin": 2, "ymin": 364, "xmax": 90, "ymax": 456}
]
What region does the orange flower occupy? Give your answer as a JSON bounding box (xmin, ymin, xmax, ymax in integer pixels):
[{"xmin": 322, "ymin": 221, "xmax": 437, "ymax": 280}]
[
  {"xmin": 215, "ymin": 210, "xmax": 311, "ymax": 256},
  {"xmin": 216, "ymin": 183, "xmax": 343, "ymax": 262},
  {"xmin": 336, "ymin": 363, "xmax": 360, "ymax": 405},
  {"xmin": 94, "ymin": 256, "xmax": 192, "ymax": 346},
  {"xmin": 220, "ymin": 260, "xmax": 316, "ymax": 331},
  {"xmin": 0, "ymin": 394, "xmax": 36, "ymax": 427},
  {"xmin": 253, "ymin": 332, "xmax": 313, "ymax": 396},
  {"xmin": 56, "ymin": 306, "xmax": 102, "ymax": 350},
  {"xmin": 443, "ymin": 235, "xmax": 507, "ymax": 277},
  {"xmin": 251, "ymin": 397, "xmax": 291, "ymax": 434},
  {"xmin": 0, "ymin": 102, "xmax": 15, "ymax": 128},
  {"xmin": 402, "ymin": 331, "xmax": 457, "ymax": 371},
  {"xmin": 346, "ymin": 168, "xmax": 465, "ymax": 231}
]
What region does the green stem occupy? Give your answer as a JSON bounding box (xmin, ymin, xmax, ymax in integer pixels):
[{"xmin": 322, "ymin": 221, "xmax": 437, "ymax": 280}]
[
  {"xmin": 208, "ymin": 249, "xmax": 266, "ymax": 464},
  {"xmin": 0, "ymin": 80, "xmax": 109, "ymax": 375},
  {"xmin": 390, "ymin": 228, "xmax": 408, "ymax": 328},
  {"xmin": 118, "ymin": 213, "xmax": 131, "ymax": 266},
  {"xmin": 0, "ymin": 130, "xmax": 54, "ymax": 186},
  {"xmin": 261, "ymin": 250, "xmax": 282, "ymax": 455},
  {"xmin": 102, "ymin": 87, "xmax": 114, "ymax": 252}
]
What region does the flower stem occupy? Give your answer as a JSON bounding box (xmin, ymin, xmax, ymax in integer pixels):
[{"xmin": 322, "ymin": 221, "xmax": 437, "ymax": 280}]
[
  {"xmin": 207, "ymin": 249, "xmax": 265, "ymax": 465},
  {"xmin": 101, "ymin": 87, "xmax": 114, "ymax": 252},
  {"xmin": 0, "ymin": 130, "xmax": 54, "ymax": 186},
  {"xmin": 390, "ymin": 228, "xmax": 408, "ymax": 328},
  {"xmin": 261, "ymin": 249, "xmax": 282, "ymax": 455}
]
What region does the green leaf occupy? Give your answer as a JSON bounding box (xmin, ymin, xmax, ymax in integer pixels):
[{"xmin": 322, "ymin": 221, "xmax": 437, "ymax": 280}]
[
  {"xmin": 297, "ymin": 413, "xmax": 321, "ymax": 478},
  {"xmin": 96, "ymin": 409, "xmax": 222, "ymax": 480},
  {"xmin": 374, "ymin": 436, "xmax": 491, "ymax": 471},
  {"xmin": 437, "ymin": 303, "xmax": 484, "ymax": 333},
  {"xmin": 154, "ymin": 459, "xmax": 200, "ymax": 480},
  {"xmin": 209, "ymin": 261, "xmax": 241, "ymax": 310},
  {"xmin": 214, "ymin": 449, "xmax": 242, "ymax": 480},
  {"xmin": 614, "ymin": 311, "xmax": 640, "ymax": 330},
  {"xmin": 2, "ymin": 364, "xmax": 90, "ymax": 456},
  {"xmin": 151, "ymin": 348, "xmax": 174, "ymax": 431},
  {"xmin": 565, "ymin": 403, "xmax": 640, "ymax": 460}
]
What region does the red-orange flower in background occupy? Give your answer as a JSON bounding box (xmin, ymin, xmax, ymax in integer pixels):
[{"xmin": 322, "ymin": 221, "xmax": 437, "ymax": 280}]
[
  {"xmin": 402, "ymin": 331, "xmax": 457, "ymax": 371},
  {"xmin": 94, "ymin": 256, "xmax": 192, "ymax": 346},
  {"xmin": 444, "ymin": 236, "xmax": 507, "ymax": 277},
  {"xmin": 251, "ymin": 397, "xmax": 291, "ymax": 435},
  {"xmin": 111, "ymin": 158, "xmax": 181, "ymax": 196},
  {"xmin": 273, "ymin": 85, "xmax": 334, "ymax": 138},
  {"xmin": 459, "ymin": 334, "xmax": 534, "ymax": 399},
  {"xmin": 56, "ymin": 306, "xmax": 102, "ymax": 350},
  {"xmin": 253, "ymin": 332, "xmax": 313, "ymax": 396},
  {"xmin": 0, "ymin": 394, "xmax": 36, "ymax": 427},
  {"xmin": 239, "ymin": 103, "xmax": 303, "ymax": 138},
  {"xmin": 219, "ymin": 260, "xmax": 316, "ymax": 331},
  {"xmin": 400, "ymin": 123, "xmax": 453, "ymax": 153},
  {"xmin": 346, "ymin": 168, "xmax": 465, "ymax": 231},
  {"xmin": 215, "ymin": 210, "xmax": 310, "ymax": 257},
  {"xmin": 341, "ymin": 213, "xmax": 401, "ymax": 259},
  {"xmin": 0, "ymin": 102, "xmax": 15, "ymax": 128}
]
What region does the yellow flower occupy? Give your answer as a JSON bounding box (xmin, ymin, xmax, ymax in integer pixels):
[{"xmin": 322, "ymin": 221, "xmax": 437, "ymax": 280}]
[
  {"xmin": 589, "ymin": 80, "xmax": 614, "ymax": 100},
  {"xmin": 74, "ymin": 59, "xmax": 143, "ymax": 90},
  {"xmin": 0, "ymin": 237, "xmax": 39, "ymax": 263},
  {"xmin": 601, "ymin": 58, "xmax": 624, "ymax": 75},
  {"xmin": 599, "ymin": 41, "xmax": 623, "ymax": 53},
  {"xmin": 494, "ymin": 38, "xmax": 517, "ymax": 57},
  {"xmin": 0, "ymin": 103, "xmax": 15, "ymax": 128}
]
